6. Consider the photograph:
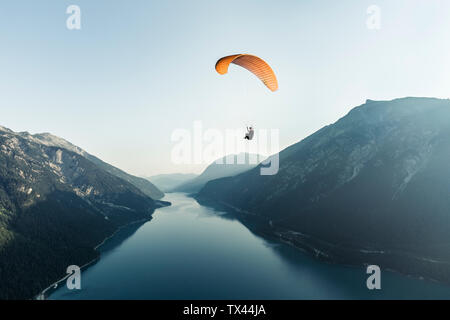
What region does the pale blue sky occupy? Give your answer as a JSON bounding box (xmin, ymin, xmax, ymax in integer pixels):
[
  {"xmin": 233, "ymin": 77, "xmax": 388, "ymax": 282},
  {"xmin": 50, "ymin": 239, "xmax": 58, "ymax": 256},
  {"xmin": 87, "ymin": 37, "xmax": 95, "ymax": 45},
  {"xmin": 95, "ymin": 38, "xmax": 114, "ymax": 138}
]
[{"xmin": 1, "ymin": 0, "xmax": 450, "ymax": 175}]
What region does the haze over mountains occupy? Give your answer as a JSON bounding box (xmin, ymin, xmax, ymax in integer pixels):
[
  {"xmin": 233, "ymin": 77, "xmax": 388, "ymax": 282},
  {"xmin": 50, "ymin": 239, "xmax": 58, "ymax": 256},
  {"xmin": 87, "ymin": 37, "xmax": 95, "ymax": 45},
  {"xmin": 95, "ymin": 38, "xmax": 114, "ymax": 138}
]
[
  {"xmin": 198, "ymin": 97, "xmax": 450, "ymax": 283},
  {"xmin": 2, "ymin": 97, "xmax": 450, "ymax": 299},
  {"xmin": 173, "ymin": 153, "xmax": 265, "ymax": 193},
  {"xmin": 0, "ymin": 126, "xmax": 167, "ymax": 299},
  {"xmin": 146, "ymin": 173, "xmax": 198, "ymax": 192}
]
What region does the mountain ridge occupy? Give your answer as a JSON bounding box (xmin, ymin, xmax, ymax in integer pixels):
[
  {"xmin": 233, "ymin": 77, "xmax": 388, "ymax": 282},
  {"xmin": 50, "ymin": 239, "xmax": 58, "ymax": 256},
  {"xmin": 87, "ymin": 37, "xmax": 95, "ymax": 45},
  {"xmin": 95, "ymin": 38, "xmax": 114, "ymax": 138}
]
[
  {"xmin": 0, "ymin": 126, "xmax": 164, "ymax": 200},
  {"xmin": 198, "ymin": 97, "xmax": 450, "ymax": 283},
  {"xmin": 0, "ymin": 126, "xmax": 168, "ymax": 299}
]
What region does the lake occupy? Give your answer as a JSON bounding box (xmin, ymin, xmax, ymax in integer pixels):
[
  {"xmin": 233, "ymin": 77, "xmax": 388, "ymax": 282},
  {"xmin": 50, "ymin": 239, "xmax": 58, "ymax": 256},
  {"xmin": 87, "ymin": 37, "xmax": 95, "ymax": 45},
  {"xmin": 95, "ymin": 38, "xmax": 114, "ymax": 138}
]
[{"xmin": 49, "ymin": 193, "xmax": 450, "ymax": 300}]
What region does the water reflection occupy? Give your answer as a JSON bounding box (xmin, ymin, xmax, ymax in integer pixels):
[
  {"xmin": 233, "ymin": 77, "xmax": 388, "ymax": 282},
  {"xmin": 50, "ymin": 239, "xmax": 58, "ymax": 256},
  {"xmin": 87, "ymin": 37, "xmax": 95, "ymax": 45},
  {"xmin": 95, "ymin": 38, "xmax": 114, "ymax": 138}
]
[{"xmin": 49, "ymin": 193, "xmax": 450, "ymax": 300}]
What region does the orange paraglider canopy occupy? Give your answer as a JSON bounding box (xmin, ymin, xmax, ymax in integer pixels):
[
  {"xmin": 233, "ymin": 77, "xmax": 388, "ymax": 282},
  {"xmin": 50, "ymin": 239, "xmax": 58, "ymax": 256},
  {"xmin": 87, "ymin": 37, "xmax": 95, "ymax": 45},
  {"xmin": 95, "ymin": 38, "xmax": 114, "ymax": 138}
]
[{"xmin": 215, "ymin": 54, "xmax": 278, "ymax": 92}]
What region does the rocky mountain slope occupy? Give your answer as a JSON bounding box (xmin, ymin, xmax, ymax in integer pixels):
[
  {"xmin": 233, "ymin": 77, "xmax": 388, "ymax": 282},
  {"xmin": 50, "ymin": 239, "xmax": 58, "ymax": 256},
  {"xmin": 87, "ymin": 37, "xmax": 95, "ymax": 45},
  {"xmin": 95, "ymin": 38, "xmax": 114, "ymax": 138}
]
[
  {"xmin": 198, "ymin": 97, "xmax": 450, "ymax": 282},
  {"xmin": 16, "ymin": 130, "xmax": 164, "ymax": 200},
  {"xmin": 0, "ymin": 126, "xmax": 166, "ymax": 299}
]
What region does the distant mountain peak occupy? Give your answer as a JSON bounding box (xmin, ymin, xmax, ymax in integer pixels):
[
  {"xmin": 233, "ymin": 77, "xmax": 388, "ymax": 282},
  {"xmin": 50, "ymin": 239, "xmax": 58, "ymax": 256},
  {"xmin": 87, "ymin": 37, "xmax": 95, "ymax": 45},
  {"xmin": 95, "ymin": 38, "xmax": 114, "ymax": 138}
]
[
  {"xmin": 0, "ymin": 125, "xmax": 13, "ymax": 133},
  {"xmin": 146, "ymin": 173, "xmax": 199, "ymax": 192},
  {"xmin": 173, "ymin": 152, "xmax": 265, "ymax": 193}
]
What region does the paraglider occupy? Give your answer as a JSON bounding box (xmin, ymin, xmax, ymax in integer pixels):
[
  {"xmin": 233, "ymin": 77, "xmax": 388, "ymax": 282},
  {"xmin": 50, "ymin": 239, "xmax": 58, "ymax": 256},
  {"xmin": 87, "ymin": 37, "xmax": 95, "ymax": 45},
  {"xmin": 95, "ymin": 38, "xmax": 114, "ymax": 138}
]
[
  {"xmin": 215, "ymin": 54, "xmax": 278, "ymax": 92},
  {"xmin": 215, "ymin": 54, "xmax": 278, "ymax": 142},
  {"xmin": 244, "ymin": 126, "xmax": 254, "ymax": 140}
]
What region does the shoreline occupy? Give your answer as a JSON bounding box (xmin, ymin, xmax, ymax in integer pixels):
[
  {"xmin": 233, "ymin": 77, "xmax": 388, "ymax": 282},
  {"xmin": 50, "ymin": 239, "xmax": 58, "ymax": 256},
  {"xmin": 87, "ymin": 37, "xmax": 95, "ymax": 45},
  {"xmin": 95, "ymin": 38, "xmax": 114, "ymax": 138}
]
[
  {"xmin": 194, "ymin": 194, "xmax": 450, "ymax": 288},
  {"xmin": 35, "ymin": 217, "xmax": 152, "ymax": 300},
  {"xmin": 270, "ymin": 228, "xmax": 450, "ymax": 287},
  {"xmin": 36, "ymin": 193, "xmax": 450, "ymax": 300}
]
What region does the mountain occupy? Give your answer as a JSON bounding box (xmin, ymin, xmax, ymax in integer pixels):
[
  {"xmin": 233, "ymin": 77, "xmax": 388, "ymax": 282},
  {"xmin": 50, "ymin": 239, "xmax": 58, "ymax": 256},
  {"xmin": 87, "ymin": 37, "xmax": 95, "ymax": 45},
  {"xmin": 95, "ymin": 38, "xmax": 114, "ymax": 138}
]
[
  {"xmin": 0, "ymin": 126, "xmax": 167, "ymax": 299},
  {"xmin": 146, "ymin": 173, "xmax": 198, "ymax": 192},
  {"xmin": 173, "ymin": 153, "xmax": 265, "ymax": 193},
  {"xmin": 198, "ymin": 97, "xmax": 450, "ymax": 283},
  {"xmin": 20, "ymin": 131, "xmax": 164, "ymax": 200}
]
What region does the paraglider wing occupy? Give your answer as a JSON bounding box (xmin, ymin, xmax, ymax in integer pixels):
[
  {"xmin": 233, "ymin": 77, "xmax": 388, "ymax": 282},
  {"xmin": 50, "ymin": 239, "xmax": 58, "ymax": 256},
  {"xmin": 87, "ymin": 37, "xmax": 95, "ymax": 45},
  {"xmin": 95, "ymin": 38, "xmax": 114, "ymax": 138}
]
[{"xmin": 215, "ymin": 54, "xmax": 278, "ymax": 92}]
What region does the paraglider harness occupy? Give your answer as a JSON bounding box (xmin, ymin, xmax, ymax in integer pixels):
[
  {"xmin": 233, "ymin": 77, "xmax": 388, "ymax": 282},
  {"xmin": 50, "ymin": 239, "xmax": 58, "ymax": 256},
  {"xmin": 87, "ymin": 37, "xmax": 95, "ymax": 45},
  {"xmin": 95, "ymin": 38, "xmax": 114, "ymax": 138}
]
[{"xmin": 244, "ymin": 126, "xmax": 254, "ymax": 140}]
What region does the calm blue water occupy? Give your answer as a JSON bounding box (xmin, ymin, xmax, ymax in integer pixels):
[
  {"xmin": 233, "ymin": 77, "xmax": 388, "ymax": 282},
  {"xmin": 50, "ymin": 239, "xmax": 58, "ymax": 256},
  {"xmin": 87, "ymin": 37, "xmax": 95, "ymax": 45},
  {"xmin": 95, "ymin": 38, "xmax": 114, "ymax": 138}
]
[{"xmin": 50, "ymin": 193, "xmax": 450, "ymax": 300}]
